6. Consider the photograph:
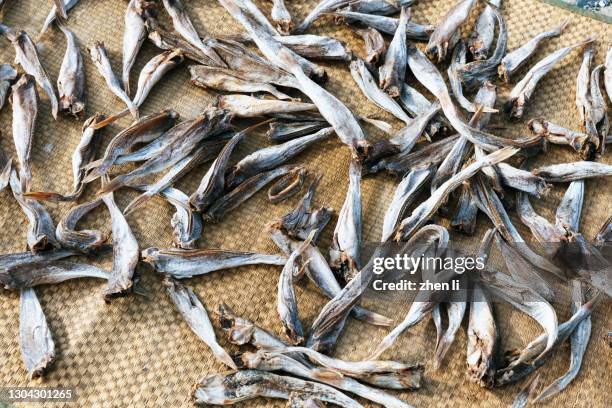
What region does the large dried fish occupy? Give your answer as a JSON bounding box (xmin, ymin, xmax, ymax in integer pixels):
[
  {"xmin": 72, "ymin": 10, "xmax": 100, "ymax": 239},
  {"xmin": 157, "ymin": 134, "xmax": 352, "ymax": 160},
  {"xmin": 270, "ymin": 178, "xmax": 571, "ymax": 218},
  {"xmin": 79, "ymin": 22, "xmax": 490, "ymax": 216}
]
[
  {"xmin": 468, "ymin": 0, "xmax": 501, "ymax": 60},
  {"xmin": 1, "ymin": 260, "xmax": 109, "ymax": 290},
  {"xmin": 143, "ymin": 248, "xmax": 286, "ymax": 279},
  {"xmin": 122, "ymin": 0, "xmax": 153, "ymax": 95},
  {"xmin": 332, "ymin": 11, "xmax": 434, "ymax": 41},
  {"xmin": 218, "ymin": 94, "xmax": 316, "ymax": 118},
  {"xmin": 19, "ymin": 288, "xmax": 54, "ymax": 379},
  {"xmin": 0, "ymin": 64, "xmax": 17, "ymax": 111},
  {"xmin": 533, "ymin": 161, "xmax": 612, "ymax": 182},
  {"xmin": 102, "ymin": 188, "xmax": 139, "ymax": 300},
  {"xmin": 555, "ymin": 180, "xmax": 584, "ymax": 234},
  {"xmin": 498, "ymin": 18, "xmax": 570, "ymax": 83},
  {"xmin": 11, "ymin": 74, "xmax": 37, "ymax": 191},
  {"xmin": 56, "ymin": 198, "xmax": 107, "ymax": 253},
  {"xmin": 190, "ymin": 65, "xmax": 293, "ymax": 100},
  {"xmin": 529, "ymin": 118, "xmax": 594, "ymax": 159},
  {"xmin": 88, "ymin": 41, "xmax": 138, "ymax": 119},
  {"xmin": 354, "ymin": 27, "xmax": 386, "ymax": 65},
  {"xmin": 164, "ymin": 278, "xmax": 236, "ymax": 369},
  {"xmin": 40, "ymin": 0, "xmax": 79, "ymax": 35},
  {"xmin": 57, "ymin": 21, "xmax": 85, "ymax": 117},
  {"xmin": 504, "ymin": 38, "xmax": 593, "ymax": 119},
  {"xmin": 1, "ymin": 28, "xmax": 58, "ymax": 119},
  {"xmin": 270, "ymin": 0, "xmax": 292, "ymax": 34},
  {"xmin": 379, "ymin": 6, "xmax": 409, "ymax": 97},
  {"xmin": 192, "ymin": 370, "xmax": 362, "ymax": 407},
  {"xmin": 426, "ymin": 0, "xmax": 477, "ymax": 62}
]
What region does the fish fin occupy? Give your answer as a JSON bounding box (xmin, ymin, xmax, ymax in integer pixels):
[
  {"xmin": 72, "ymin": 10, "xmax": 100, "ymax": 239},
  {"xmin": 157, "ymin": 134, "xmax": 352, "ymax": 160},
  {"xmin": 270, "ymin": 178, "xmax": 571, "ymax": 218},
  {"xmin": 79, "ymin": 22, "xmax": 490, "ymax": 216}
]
[{"xmin": 92, "ymin": 108, "xmax": 130, "ymax": 129}]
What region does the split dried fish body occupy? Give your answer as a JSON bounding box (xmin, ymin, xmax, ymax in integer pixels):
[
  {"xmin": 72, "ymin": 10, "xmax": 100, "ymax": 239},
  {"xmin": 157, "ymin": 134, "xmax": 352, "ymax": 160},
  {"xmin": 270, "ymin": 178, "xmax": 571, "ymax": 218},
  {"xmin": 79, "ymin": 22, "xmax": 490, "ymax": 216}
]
[
  {"xmin": 379, "ymin": 6, "xmax": 410, "ymax": 97},
  {"xmin": 505, "ymin": 38, "xmax": 593, "ymax": 119},
  {"xmin": 40, "ymin": 0, "xmax": 79, "ymax": 35},
  {"xmin": 349, "ymin": 0, "xmax": 409, "ymax": 15},
  {"xmin": 576, "ymin": 43, "xmax": 595, "ymax": 127},
  {"xmin": 448, "ymin": 40, "xmax": 480, "ymax": 113},
  {"xmin": 19, "ymin": 287, "xmax": 54, "ymax": 379},
  {"xmin": 555, "ymin": 180, "xmax": 584, "ymax": 234},
  {"xmin": 154, "ymin": 187, "xmax": 202, "ymax": 249},
  {"xmin": 426, "ymin": 0, "xmax": 477, "ymax": 62},
  {"xmin": 391, "ymin": 102, "xmax": 441, "ymax": 155},
  {"xmin": 69, "ymin": 114, "xmax": 105, "ymax": 198},
  {"xmin": 399, "ymin": 84, "xmax": 447, "ymax": 137},
  {"xmin": 11, "ymin": 74, "xmax": 38, "ymax": 191},
  {"xmin": 122, "ymin": 0, "xmax": 154, "ymax": 95},
  {"xmin": 333, "ymin": 11, "xmax": 433, "ymax": 41},
  {"xmin": 57, "ymin": 22, "xmax": 85, "ymax": 117},
  {"xmin": 467, "ymin": 281, "xmax": 497, "ymax": 387},
  {"xmin": 498, "ymin": 19, "xmax": 569, "ymax": 83},
  {"xmin": 56, "ymin": 198, "xmax": 107, "ymax": 253},
  {"xmin": 143, "ymin": 247, "xmax": 287, "ymax": 279},
  {"xmin": 88, "ymin": 41, "xmax": 138, "ymax": 119},
  {"xmin": 268, "ymin": 167, "xmax": 307, "ymax": 203},
  {"xmin": 451, "ymin": 183, "xmax": 478, "ymax": 235},
  {"xmin": 354, "ymin": 27, "xmax": 386, "ymax": 65},
  {"xmin": 516, "ymin": 191, "xmax": 567, "ymax": 246},
  {"xmin": 587, "ymin": 64, "xmax": 610, "ymax": 149},
  {"xmin": 433, "ymin": 299, "xmax": 466, "ymax": 369},
  {"xmin": 164, "ymin": 279, "xmax": 236, "ymax": 369},
  {"xmin": 270, "ymin": 0, "xmax": 292, "ymax": 34},
  {"xmin": 1, "ymin": 260, "xmax": 109, "ymax": 290},
  {"xmin": 218, "ymin": 94, "xmax": 316, "ymax": 118},
  {"xmin": 529, "ymin": 118, "xmax": 594, "ymax": 159},
  {"xmin": 0, "ymin": 248, "xmax": 78, "ymax": 272},
  {"xmin": 468, "ymin": 0, "xmax": 501, "ymax": 60},
  {"xmin": 0, "ymin": 64, "xmax": 17, "ymax": 111},
  {"xmin": 533, "ymin": 161, "xmax": 612, "ymax": 182}
]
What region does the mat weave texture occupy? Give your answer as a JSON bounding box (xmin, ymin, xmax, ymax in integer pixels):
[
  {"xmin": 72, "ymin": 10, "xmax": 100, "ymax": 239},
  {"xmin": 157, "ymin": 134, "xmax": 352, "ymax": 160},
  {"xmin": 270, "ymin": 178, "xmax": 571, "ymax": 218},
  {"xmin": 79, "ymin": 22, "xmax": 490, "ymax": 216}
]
[{"xmin": 0, "ymin": 0, "xmax": 610, "ymax": 407}]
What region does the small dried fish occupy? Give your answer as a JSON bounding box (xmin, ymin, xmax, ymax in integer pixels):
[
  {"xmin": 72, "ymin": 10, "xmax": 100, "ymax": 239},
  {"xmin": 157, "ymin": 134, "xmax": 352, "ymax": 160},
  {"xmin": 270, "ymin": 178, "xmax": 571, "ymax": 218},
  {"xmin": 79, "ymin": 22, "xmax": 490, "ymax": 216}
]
[
  {"xmin": 295, "ymin": 0, "xmax": 353, "ymax": 33},
  {"xmin": 348, "ymin": 0, "xmax": 410, "ymax": 15},
  {"xmin": 468, "ymin": 0, "xmax": 501, "ymax": 60},
  {"xmin": 143, "ymin": 247, "xmax": 286, "ymax": 279},
  {"xmin": 270, "ymin": 0, "xmax": 293, "ymax": 34},
  {"xmin": 528, "ymin": 118, "xmax": 594, "ymax": 159},
  {"xmin": 511, "ymin": 373, "xmax": 540, "ymax": 408},
  {"xmin": 556, "ymin": 180, "xmax": 584, "ymax": 234},
  {"xmin": 448, "ymin": 40, "xmax": 479, "ymax": 113},
  {"xmin": 533, "ymin": 161, "xmax": 612, "ymax": 182},
  {"xmin": 122, "ymin": 0, "xmax": 154, "ymax": 95},
  {"xmin": 40, "ymin": 0, "xmax": 79, "ymax": 35},
  {"xmin": 399, "ymin": 84, "xmax": 447, "ymax": 136},
  {"xmin": 192, "ymin": 370, "xmax": 362, "ymax": 407},
  {"xmin": 504, "ymin": 38, "xmax": 593, "ymax": 119},
  {"xmin": 11, "ymin": 74, "xmax": 38, "ymax": 191},
  {"xmin": 19, "ymin": 287, "xmax": 54, "ymax": 379},
  {"xmin": 354, "ymin": 27, "xmax": 386, "ymax": 65},
  {"xmin": 388, "ymin": 101, "xmax": 441, "ymax": 154},
  {"xmin": 451, "ymin": 183, "xmax": 478, "ymax": 235},
  {"xmin": 587, "ymin": 64, "xmax": 610, "ymax": 150},
  {"xmin": 0, "ymin": 64, "xmax": 17, "ymax": 111},
  {"xmin": 1, "ymin": 260, "xmax": 109, "ymax": 290},
  {"xmin": 164, "ymin": 278, "xmax": 236, "ymax": 369},
  {"xmin": 267, "ymin": 121, "xmax": 327, "ymax": 143},
  {"xmin": 595, "ymin": 215, "xmax": 612, "ymax": 244},
  {"xmin": 227, "ymin": 128, "xmax": 332, "ymax": 188},
  {"xmin": 498, "ymin": 18, "xmax": 569, "ymax": 83},
  {"xmin": 158, "ymin": 187, "xmax": 203, "ymax": 249},
  {"xmin": 516, "ymin": 191, "xmax": 566, "ymax": 245},
  {"xmin": 426, "ymin": 0, "xmax": 477, "ymax": 62},
  {"xmin": 433, "ymin": 299, "xmax": 466, "ymax": 369},
  {"xmin": 190, "ymin": 65, "xmax": 293, "ymax": 100},
  {"xmin": 102, "ymin": 187, "xmax": 139, "ymax": 300},
  {"xmin": 217, "ymin": 303, "xmax": 290, "ymax": 350},
  {"xmin": 0, "ymin": 248, "xmax": 78, "ymax": 272},
  {"xmin": 495, "ymin": 163, "xmax": 551, "ymax": 198},
  {"xmin": 56, "ymin": 198, "xmax": 107, "ymax": 253},
  {"xmin": 379, "ymin": 7, "xmax": 409, "ymax": 97},
  {"xmin": 268, "ymin": 167, "xmax": 307, "ymax": 203},
  {"xmin": 332, "ymin": 11, "xmax": 434, "ymax": 41},
  {"xmin": 271, "ymin": 34, "xmax": 351, "ymax": 61},
  {"xmin": 57, "ymin": 21, "xmax": 85, "ymax": 117},
  {"xmin": 89, "ymin": 41, "xmax": 138, "ymax": 120},
  {"xmin": 576, "ymin": 43, "xmax": 595, "ymax": 127},
  {"xmin": 68, "ymin": 114, "xmax": 105, "ymax": 198},
  {"xmin": 218, "ymin": 94, "xmax": 316, "ymax": 118}
]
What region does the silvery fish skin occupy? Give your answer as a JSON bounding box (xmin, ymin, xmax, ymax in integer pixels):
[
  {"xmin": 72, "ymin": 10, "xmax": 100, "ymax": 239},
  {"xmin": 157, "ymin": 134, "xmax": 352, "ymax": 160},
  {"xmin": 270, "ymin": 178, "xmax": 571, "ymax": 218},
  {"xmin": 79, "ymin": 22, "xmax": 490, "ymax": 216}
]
[
  {"xmin": 218, "ymin": 94, "xmax": 316, "ymax": 118},
  {"xmin": 0, "ymin": 153, "xmax": 12, "ymax": 193},
  {"xmin": 448, "ymin": 40, "xmax": 480, "ymax": 113},
  {"xmin": 511, "ymin": 373, "xmax": 540, "ymax": 408},
  {"xmin": 350, "ymin": 58, "xmax": 412, "ymax": 125},
  {"xmin": 158, "ymin": 187, "xmax": 202, "ymax": 249},
  {"xmin": 9, "ymin": 169, "xmax": 60, "ymax": 253},
  {"xmin": 56, "ymin": 198, "xmax": 107, "ymax": 253},
  {"xmin": 122, "ymin": 0, "xmax": 153, "ymax": 95},
  {"xmin": 273, "ymin": 34, "xmax": 351, "ymax": 61},
  {"xmin": 217, "ymin": 303, "xmax": 290, "ymax": 350},
  {"xmin": 161, "ymin": 0, "xmax": 225, "ymax": 67},
  {"xmin": 451, "ymin": 183, "xmax": 478, "ymax": 235},
  {"xmin": 332, "ymin": 11, "xmax": 434, "ymax": 41},
  {"xmin": 164, "ymin": 278, "xmax": 236, "ymax": 369},
  {"xmin": 498, "ymin": 18, "xmax": 570, "ymax": 83},
  {"xmin": 496, "ymin": 163, "xmax": 551, "ymax": 198},
  {"xmin": 528, "ymin": 118, "xmax": 594, "ymax": 159},
  {"xmin": 270, "ymin": 0, "xmax": 292, "ymax": 34},
  {"xmin": 295, "ymin": 0, "xmax": 353, "ymax": 33},
  {"xmin": 102, "ymin": 188, "xmax": 139, "ymax": 301},
  {"xmin": 381, "ymin": 164, "xmax": 435, "ymax": 241},
  {"xmin": 399, "ymin": 83, "xmax": 446, "ymax": 137},
  {"xmin": 533, "ymin": 161, "xmax": 612, "ymax": 182},
  {"xmin": 533, "ymin": 281, "xmax": 591, "ymax": 402},
  {"xmin": 389, "ymin": 101, "xmax": 441, "ymax": 154},
  {"xmin": 69, "ymin": 114, "xmax": 106, "ymax": 198},
  {"xmin": 587, "ymin": 64, "xmax": 610, "ymax": 150},
  {"xmin": 433, "ymin": 299, "xmax": 466, "ymax": 370},
  {"xmin": 330, "ymin": 159, "xmax": 362, "ymax": 282},
  {"xmin": 227, "ymin": 128, "xmax": 333, "ymax": 188},
  {"xmin": 268, "ymin": 167, "xmax": 307, "ymax": 203},
  {"xmin": 354, "ymin": 27, "xmax": 386, "ymax": 65},
  {"xmin": 555, "ymin": 180, "xmax": 584, "ymax": 234},
  {"xmin": 0, "ymin": 248, "xmax": 78, "ymax": 272},
  {"xmin": 0, "ymin": 64, "xmax": 17, "ymax": 111},
  {"xmin": 426, "ymin": 0, "xmax": 477, "ymax": 62},
  {"xmin": 11, "ymin": 74, "xmax": 37, "ymax": 191},
  {"xmin": 394, "ymin": 147, "xmax": 519, "ymax": 241},
  {"xmin": 40, "ymin": 0, "xmax": 79, "ymax": 35},
  {"xmin": 468, "ymin": 0, "xmax": 501, "ymax": 60},
  {"xmin": 595, "ymin": 215, "xmax": 612, "ymax": 244},
  {"xmin": 57, "ymin": 22, "xmax": 85, "ymax": 117},
  {"xmin": 379, "ymin": 6, "xmax": 409, "ymax": 97},
  {"xmin": 504, "ymin": 38, "xmax": 593, "ymax": 119},
  {"xmin": 605, "ymin": 46, "xmax": 612, "ymax": 104},
  {"xmin": 192, "ymin": 370, "xmax": 363, "ymax": 407},
  {"xmin": 19, "ymin": 287, "xmax": 54, "ymax": 379},
  {"xmin": 142, "ymin": 247, "xmax": 287, "ymax": 279},
  {"xmin": 190, "ymin": 65, "xmax": 293, "ymax": 100},
  {"xmin": 576, "ymin": 44, "xmax": 595, "ymax": 128},
  {"xmin": 348, "ymin": 0, "xmax": 406, "ymax": 15},
  {"xmin": 1, "ymin": 260, "xmax": 109, "ymax": 290},
  {"xmin": 516, "ymin": 191, "xmax": 567, "ymax": 245},
  {"xmin": 88, "ymin": 41, "xmax": 138, "ymax": 119}
]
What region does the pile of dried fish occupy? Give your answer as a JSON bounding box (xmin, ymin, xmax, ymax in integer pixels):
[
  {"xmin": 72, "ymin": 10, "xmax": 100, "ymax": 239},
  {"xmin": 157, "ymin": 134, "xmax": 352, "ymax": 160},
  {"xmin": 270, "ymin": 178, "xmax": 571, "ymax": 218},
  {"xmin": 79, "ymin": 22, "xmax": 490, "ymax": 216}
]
[{"xmin": 0, "ymin": 0, "xmax": 610, "ymax": 406}]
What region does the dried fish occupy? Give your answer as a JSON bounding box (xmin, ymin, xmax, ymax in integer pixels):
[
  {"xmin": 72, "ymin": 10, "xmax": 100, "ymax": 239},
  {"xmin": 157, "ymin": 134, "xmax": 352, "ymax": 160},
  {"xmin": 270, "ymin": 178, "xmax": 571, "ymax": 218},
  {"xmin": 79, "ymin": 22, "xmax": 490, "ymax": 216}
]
[
  {"xmin": 576, "ymin": 43, "xmax": 595, "ymax": 128},
  {"xmin": 218, "ymin": 94, "xmax": 316, "ymax": 118},
  {"xmin": 1, "ymin": 260, "xmax": 109, "ymax": 290},
  {"xmin": 271, "ymin": 34, "xmax": 351, "ymax": 61},
  {"xmin": 268, "ymin": 167, "xmax": 307, "ymax": 204},
  {"xmin": 468, "ymin": 0, "xmax": 501, "ymax": 60},
  {"xmin": 190, "ymin": 65, "xmax": 293, "ymax": 100},
  {"xmin": 504, "ymin": 38, "xmax": 593, "ymax": 119},
  {"xmin": 19, "ymin": 287, "xmax": 54, "ymax": 379},
  {"xmin": 158, "ymin": 187, "xmax": 202, "ymax": 249},
  {"xmin": 270, "ymin": 0, "xmax": 292, "ymax": 34},
  {"xmin": 9, "ymin": 169, "xmax": 59, "ymax": 253},
  {"xmin": 266, "ymin": 121, "xmax": 326, "ymax": 143},
  {"xmin": 605, "ymin": 46, "xmax": 612, "ymax": 103},
  {"xmin": 88, "ymin": 41, "xmax": 138, "ymax": 119},
  {"xmin": 511, "ymin": 373, "xmax": 540, "ymax": 408},
  {"xmin": 556, "ymin": 180, "xmax": 584, "ymax": 234},
  {"xmin": 295, "ymin": 0, "xmax": 353, "ymax": 33},
  {"xmin": 57, "ymin": 21, "xmax": 85, "ymax": 117},
  {"xmin": 516, "ymin": 191, "xmax": 566, "ymax": 245},
  {"xmin": 426, "ymin": 0, "xmax": 477, "ymax": 62},
  {"xmin": 0, "ymin": 248, "xmax": 78, "ymax": 272},
  {"xmin": 498, "ymin": 18, "xmax": 569, "ymax": 83},
  {"xmin": 348, "ymin": 0, "xmax": 408, "ymax": 15},
  {"xmin": 588, "ymin": 64, "xmax": 609, "ymax": 150},
  {"xmin": 0, "ymin": 64, "xmax": 17, "ymax": 111},
  {"xmin": 528, "ymin": 118, "xmax": 594, "ymax": 159},
  {"xmin": 123, "ymin": 0, "xmax": 154, "ymax": 95},
  {"xmin": 533, "ymin": 161, "xmax": 612, "ymax": 182},
  {"xmin": 354, "ymin": 27, "xmax": 386, "ymax": 65},
  {"xmin": 227, "ymin": 128, "xmax": 332, "ymax": 188},
  {"xmin": 399, "ymin": 84, "xmax": 447, "ymax": 136},
  {"xmin": 11, "ymin": 74, "xmax": 37, "ymax": 191},
  {"xmin": 390, "ymin": 101, "xmax": 441, "ymax": 155},
  {"xmin": 56, "ymin": 198, "xmax": 107, "ymax": 253},
  {"xmin": 451, "ymin": 183, "xmax": 478, "ymax": 235},
  {"xmin": 161, "ymin": 0, "xmax": 225, "ymax": 67},
  {"xmin": 330, "ymin": 160, "xmax": 362, "ymax": 282},
  {"xmin": 448, "ymin": 40, "xmax": 480, "ymax": 113},
  {"xmin": 192, "ymin": 370, "xmax": 363, "ymax": 407},
  {"xmin": 379, "ymin": 7, "xmax": 409, "ymax": 97},
  {"xmin": 433, "ymin": 299, "xmax": 466, "ymax": 369},
  {"xmin": 381, "ymin": 164, "xmax": 435, "ymax": 242},
  {"xmin": 164, "ymin": 278, "xmax": 236, "ymax": 369},
  {"xmin": 102, "ymin": 187, "xmax": 139, "ymax": 300},
  {"xmin": 143, "ymin": 247, "xmax": 286, "ymax": 279},
  {"xmin": 332, "ymin": 11, "xmax": 434, "ymax": 41},
  {"xmin": 40, "ymin": 0, "xmax": 79, "ymax": 35},
  {"xmin": 217, "ymin": 303, "xmax": 290, "ymax": 350},
  {"xmin": 595, "ymin": 215, "xmax": 612, "ymax": 244}
]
